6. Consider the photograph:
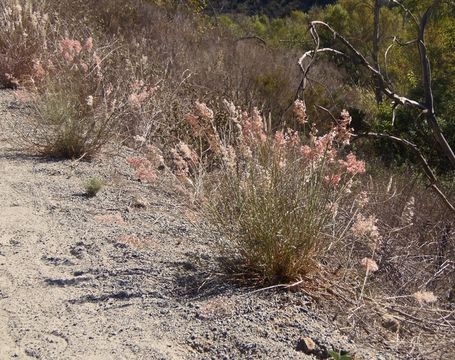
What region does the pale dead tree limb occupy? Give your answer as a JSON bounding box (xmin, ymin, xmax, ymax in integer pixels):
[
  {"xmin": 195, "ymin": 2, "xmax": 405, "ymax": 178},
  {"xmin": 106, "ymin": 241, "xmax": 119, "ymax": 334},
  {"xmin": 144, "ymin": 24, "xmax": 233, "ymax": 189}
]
[
  {"xmin": 298, "ymin": 1, "xmax": 455, "ymax": 171},
  {"xmin": 298, "ymin": 48, "xmax": 348, "ymax": 73},
  {"xmin": 415, "ymin": 0, "xmax": 455, "ymax": 167},
  {"xmin": 307, "ymin": 21, "xmax": 425, "ymax": 109},
  {"xmin": 297, "ymin": 47, "xmax": 348, "ymax": 98},
  {"xmin": 308, "ymin": 20, "xmax": 425, "ymax": 109},
  {"xmin": 373, "ymin": 0, "xmax": 382, "ymax": 103},
  {"xmin": 297, "ymin": 26, "xmax": 321, "ymax": 100},
  {"xmin": 353, "ymin": 132, "xmax": 455, "ymax": 214},
  {"xmin": 384, "ymin": 0, "xmax": 455, "ymax": 167},
  {"xmin": 389, "ymin": 0, "xmax": 420, "ymax": 28},
  {"xmin": 287, "ymin": 32, "xmax": 346, "ymax": 120},
  {"xmin": 383, "ymin": 36, "xmax": 417, "ymax": 87}
]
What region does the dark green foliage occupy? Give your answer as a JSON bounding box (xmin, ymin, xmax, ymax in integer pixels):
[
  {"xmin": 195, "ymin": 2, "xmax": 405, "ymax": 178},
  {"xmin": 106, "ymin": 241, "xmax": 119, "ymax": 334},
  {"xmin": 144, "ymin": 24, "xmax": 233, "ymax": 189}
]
[{"xmin": 210, "ymin": 0, "xmax": 335, "ymax": 17}]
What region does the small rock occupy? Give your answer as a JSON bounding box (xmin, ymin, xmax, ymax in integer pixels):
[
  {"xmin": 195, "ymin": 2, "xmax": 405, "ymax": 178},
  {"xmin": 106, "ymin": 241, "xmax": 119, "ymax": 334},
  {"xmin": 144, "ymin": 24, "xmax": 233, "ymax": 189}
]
[
  {"xmin": 296, "ymin": 337, "xmax": 316, "ymax": 354},
  {"xmin": 382, "ymin": 313, "xmax": 400, "ymax": 333},
  {"xmin": 132, "ymin": 196, "xmax": 148, "ymax": 209},
  {"xmin": 48, "ymin": 200, "xmax": 58, "ymax": 210}
]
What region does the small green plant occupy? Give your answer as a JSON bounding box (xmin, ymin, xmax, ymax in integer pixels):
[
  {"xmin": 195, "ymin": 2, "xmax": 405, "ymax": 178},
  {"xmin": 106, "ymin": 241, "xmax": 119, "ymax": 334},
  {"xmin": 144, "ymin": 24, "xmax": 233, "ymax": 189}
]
[
  {"xmin": 328, "ymin": 350, "xmax": 352, "ymax": 360},
  {"xmin": 84, "ymin": 177, "xmax": 104, "ymax": 197}
]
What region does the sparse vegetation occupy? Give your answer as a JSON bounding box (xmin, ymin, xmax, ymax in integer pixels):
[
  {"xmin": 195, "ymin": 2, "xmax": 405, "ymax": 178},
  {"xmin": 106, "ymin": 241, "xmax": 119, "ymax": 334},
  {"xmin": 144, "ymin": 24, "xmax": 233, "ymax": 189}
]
[{"xmin": 1, "ymin": 0, "xmax": 454, "ymax": 357}]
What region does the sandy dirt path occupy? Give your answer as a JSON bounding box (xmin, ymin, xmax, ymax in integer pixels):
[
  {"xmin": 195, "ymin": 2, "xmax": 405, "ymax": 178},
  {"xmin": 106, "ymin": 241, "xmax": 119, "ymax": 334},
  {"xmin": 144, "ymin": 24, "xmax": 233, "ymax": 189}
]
[{"xmin": 0, "ymin": 92, "xmax": 193, "ymax": 359}]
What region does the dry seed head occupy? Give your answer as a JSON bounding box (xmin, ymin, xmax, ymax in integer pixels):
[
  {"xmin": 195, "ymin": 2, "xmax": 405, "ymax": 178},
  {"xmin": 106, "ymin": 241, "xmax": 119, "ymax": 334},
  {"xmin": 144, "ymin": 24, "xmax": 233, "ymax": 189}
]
[
  {"xmin": 293, "ymin": 99, "xmax": 308, "ymax": 124},
  {"xmin": 195, "ymin": 101, "xmax": 213, "ymax": 119},
  {"xmin": 14, "ymin": 3, "xmax": 22, "ymax": 14},
  {"xmin": 360, "ymin": 257, "xmax": 379, "ymax": 273},
  {"xmin": 351, "ymin": 213, "xmax": 381, "ymax": 243},
  {"xmin": 386, "ymin": 176, "xmax": 393, "ymax": 194},
  {"xmin": 401, "ymin": 196, "xmax": 415, "ymax": 226},
  {"xmin": 413, "ymin": 291, "xmax": 437, "ymax": 304},
  {"xmin": 86, "ymin": 95, "xmax": 94, "ymax": 107},
  {"xmin": 355, "ymin": 191, "xmax": 369, "ymax": 208}
]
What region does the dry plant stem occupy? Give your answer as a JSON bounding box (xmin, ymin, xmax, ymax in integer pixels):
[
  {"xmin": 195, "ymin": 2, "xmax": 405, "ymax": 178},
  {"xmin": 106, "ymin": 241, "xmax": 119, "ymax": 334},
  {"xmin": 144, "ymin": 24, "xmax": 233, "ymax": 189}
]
[
  {"xmin": 235, "ymin": 36, "xmax": 267, "ymax": 46},
  {"xmin": 353, "ymin": 132, "xmax": 455, "ymax": 214},
  {"xmin": 372, "ymin": 0, "xmax": 382, "ymax": 103},
  {"xmin": 358, "ymin": 245, "xmax": 377, "ymax": 303},
  {"xmin": 243, "ymin": 279, "xmax": 304, "ymax": 296},
  {"xmin": 327, "ymin": 280, "xmax": 453, "ymax": 333}
]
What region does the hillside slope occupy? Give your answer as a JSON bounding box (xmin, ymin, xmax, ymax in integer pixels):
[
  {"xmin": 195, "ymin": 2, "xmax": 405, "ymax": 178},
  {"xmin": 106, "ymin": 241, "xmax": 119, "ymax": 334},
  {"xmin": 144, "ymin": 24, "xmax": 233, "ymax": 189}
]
[{"xmin": 0, "ymin": 89, "xmax": 396, "ymax": 359}]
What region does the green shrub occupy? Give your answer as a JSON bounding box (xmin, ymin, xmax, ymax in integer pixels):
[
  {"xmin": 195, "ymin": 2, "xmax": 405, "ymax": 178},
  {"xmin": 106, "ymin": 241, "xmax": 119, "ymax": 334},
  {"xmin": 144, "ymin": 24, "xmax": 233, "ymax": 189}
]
[{"xmin": 84, "ymin": 177, "xmax": 104, "ymax": 197}]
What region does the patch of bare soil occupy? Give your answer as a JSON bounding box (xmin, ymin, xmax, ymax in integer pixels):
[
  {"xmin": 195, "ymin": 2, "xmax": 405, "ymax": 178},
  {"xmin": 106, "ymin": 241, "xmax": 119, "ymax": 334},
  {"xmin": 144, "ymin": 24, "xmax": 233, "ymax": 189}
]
[{"xmin": 0, "ymin": 90, "xmax": 398, "ymax": 359}]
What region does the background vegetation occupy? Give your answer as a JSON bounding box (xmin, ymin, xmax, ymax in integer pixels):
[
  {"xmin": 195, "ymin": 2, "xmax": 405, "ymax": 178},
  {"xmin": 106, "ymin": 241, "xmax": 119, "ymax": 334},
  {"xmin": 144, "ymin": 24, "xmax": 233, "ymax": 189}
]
[{"xmin": 210, "ymin": 0, "xmax": 336, "ymax": 17}]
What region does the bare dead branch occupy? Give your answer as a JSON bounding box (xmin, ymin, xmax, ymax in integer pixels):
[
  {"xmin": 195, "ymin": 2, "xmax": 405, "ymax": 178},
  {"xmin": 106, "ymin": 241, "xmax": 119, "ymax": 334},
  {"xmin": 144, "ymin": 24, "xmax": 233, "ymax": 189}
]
[
  {"xmin": 307, "ymin": 21, "xmax": 425, "ymax": 110},
  {"xmin": 302, "ymin": 3, "xmax": 455, "ymax": 169},
  {"xmin": 315, "ymin": 105, "xmax": 338, "ymax": 123},
  {"xmin": 373, "ymin": 0, "xmax": 382, "ymax": 103},
  {"xmin": 384, "ymin": 36, "xmax": 417, "ymax": 86},
  {"xmin": 298, "ymin": 48, "xmax": 348, "ymax": 71},
  {"xmin": 389, "ymin": 0, "xmax": 420, "ymax": 28},
  {"xmin": 235, "ymin": 35, "xmax": 267, "ymax": 46},
  {"xmin": 415, "ymin": 0, "xmax": 455, "ymax": 167}
]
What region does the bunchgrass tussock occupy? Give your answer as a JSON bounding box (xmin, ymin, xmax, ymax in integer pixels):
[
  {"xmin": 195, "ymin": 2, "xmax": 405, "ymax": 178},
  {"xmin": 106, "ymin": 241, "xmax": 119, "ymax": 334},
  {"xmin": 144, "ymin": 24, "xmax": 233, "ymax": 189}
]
[
  {"xmin": 186, "ymin": 102, "xmax": 366, "ymax": 284},
  {"xmin": 25, "ymin": 36, "xmax": 126, "ymax": 159},
  {"xmin": 0, "ymin": 0, "xmax": 54, "ymax": 89}
]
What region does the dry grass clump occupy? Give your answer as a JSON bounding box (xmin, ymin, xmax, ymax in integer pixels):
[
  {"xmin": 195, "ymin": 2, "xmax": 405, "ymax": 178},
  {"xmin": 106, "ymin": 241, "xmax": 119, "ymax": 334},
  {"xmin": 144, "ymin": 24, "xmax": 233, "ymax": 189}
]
[
  {"xmin": 21, "ymin": 36, "xmax": 130, "ymax": 158},
  {"xmin": 341, "ymin": 172, "xmax": 455, "ymax": 300},
  {"xmin": 315, "ymin": 170, "xmax": 454, "ymax": 358},
  {"xmin": 2, "ymin": 0, "xmax": 333, "ymax": 159},
  {"xmin": 2, "ymin": 0, "xmax": 451, "ymax": 299},
  {"xmin": 51, "ymin": 0, "xmax": 306, "ymax": 136},
  {"xmin": 320, "ymin": 170, "xmax": 454, "ymax": 307},
  {"xmin": 183, "ymin": 101, "xmax": 366, "ymax": 283},
  {"xmin": 1, "ymin": 0, "xmax": 453, "ymax": 355},
  {"xmin": 0, "ymin": 0, "xmax": 55, "ymax": 89},
  {"xmin": 0, "ymin": 1, "xmax": 133, "ymax": 158}
]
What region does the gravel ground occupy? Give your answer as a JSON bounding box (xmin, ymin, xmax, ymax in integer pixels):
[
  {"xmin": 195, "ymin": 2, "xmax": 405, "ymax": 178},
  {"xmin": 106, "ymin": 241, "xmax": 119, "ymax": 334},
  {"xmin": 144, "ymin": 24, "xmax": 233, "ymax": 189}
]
[{"xmin": 0, "ymin": 90, "xmax": 399, "ymax": 359}]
